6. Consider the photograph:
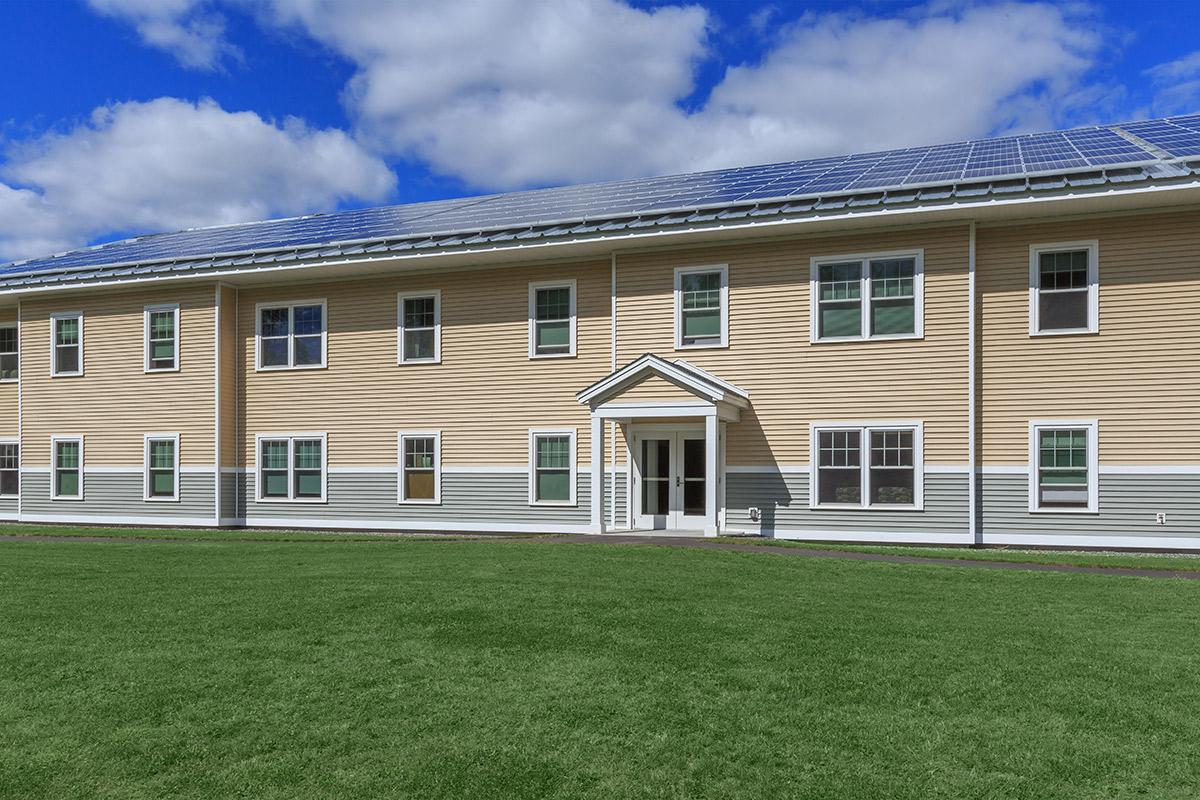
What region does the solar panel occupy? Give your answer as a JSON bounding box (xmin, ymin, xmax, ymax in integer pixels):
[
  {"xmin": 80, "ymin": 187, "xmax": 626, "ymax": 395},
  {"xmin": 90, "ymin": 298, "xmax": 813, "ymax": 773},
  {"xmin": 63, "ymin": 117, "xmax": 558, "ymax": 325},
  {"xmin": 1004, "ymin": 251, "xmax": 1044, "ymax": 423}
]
[{"xmin": 1121, "ymin": 118, "xmax": 1200, "ymax": 157}]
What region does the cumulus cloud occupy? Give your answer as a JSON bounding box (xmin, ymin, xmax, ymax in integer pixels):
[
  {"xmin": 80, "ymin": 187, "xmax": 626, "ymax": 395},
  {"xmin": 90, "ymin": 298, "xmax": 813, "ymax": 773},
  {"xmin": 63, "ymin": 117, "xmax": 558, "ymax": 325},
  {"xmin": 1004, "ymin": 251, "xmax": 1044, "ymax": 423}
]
[
  {"xmin": 86, "ymin": 0, "xmax": 237, "ymax": 70},
  {"xmin": 0, "ymin": 98, "xmax": 395, "ymax": 262},
  {"xmin": 1145, "ymin": 50, "xmax": 1200, "ymax": 116}
]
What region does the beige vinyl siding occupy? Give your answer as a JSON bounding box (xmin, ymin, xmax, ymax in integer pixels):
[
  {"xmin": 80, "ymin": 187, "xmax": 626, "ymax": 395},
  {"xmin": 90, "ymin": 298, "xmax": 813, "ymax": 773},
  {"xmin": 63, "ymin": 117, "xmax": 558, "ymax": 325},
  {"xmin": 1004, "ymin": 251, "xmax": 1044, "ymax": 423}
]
[
  {"xmin": 978, "ymin": 208, "xmax": 1200, "ymax": 465},
  {"xmin": 20, "ymin": 284, "xmax": 217, "ymax": 466},
  {"xmin": 615, "ymin": 374, "xmax": 705, "ymax": 403},
  {"xmin": 239, "ymin": 260, "xmax": 612, "ymax": 466},
  {"xmin": 615, "ymin": 224, "xmax": 970, "ymax": 465},
  {"xmin": 219, "ymin": 285, "xmax": 239, "ymax": 468},
  {"xmin": 0, "ymin": 307, "xmax": 16, "ymax": 437}
]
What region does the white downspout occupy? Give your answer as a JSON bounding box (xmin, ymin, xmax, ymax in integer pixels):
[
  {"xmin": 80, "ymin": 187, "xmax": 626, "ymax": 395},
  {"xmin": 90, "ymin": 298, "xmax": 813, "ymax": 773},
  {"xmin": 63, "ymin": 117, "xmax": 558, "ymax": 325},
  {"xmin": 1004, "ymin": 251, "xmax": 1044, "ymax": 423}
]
[
  {"xmin": 968, "ymin": 221, "xmax": 979, "ymax": 545},
  {"xmin": 609, "ymin": 251, "xmax": 617, "ymax": 530}
]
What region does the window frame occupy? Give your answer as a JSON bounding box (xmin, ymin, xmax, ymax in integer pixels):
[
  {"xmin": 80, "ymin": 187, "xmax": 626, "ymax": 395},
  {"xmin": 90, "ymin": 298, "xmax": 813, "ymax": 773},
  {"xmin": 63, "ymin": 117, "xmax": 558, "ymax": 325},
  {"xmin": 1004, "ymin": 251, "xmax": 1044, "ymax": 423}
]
[
  {"xmin": 1028, "ymin": 419, "xmax": 1099, "ymax": 514},
  {"xmin": 397, "ymin": 290, "xmax": 442, "ymax": 365},
  {"xmin": 809, "ymin": 250, "xmax": 924, "ymax": 343},
  {"xmin": 49, "ymin": 311, "xmax": 84, "ymax": 378},
  {"xmin": 397, "ymin": 430, "xmax": 442, "ymax": 505},
  {"xmin": 50, "ymin": 435, "xmax": 84, "ymax": 501},
  {"xmin": 143, "ymin": 433, "xmax": 180, "ymax": 502},
  {"xmin": 809, "ymin": 421, "xmax": 925, "ymax": 510},
  {"xmin": 0, "ymin": 323, "xmax": 18, "ymax": 383},
  {"xmin": 254, "ymin": 432, "xmax": 328, "ymax": 503},
  {"xmin": 527, "ymin": 280, "xmax": 577, "ymax": 359},
  {"xmin": 0, "ymin": 439, "xmax": 19, "ymax": 498},
  {"xmin": 143, "ymin": 303, "xmax": 181, "ymax": 373},
  {"xmin": 674, "ymin": 264, "xmax": 729, "ymax": 350},
  {"xmin": 254, "ymin": 300, "xmax": 328, "ymax": 371},
  {"xmin": 528, "ymin": 428, "xmax": 577, "ymax": 506},
  {"xmin": 1028, "ymin": 241, "xmax": 1099, "ymax": 336}
]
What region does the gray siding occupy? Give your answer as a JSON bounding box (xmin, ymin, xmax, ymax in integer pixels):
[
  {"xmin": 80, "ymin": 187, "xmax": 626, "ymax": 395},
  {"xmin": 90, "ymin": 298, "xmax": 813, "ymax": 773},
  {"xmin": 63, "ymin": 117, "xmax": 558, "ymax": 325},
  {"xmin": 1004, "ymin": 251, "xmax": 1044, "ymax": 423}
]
[
  {"xmin": 0, "ymin": 495, "xmax": 16, "ymax": 519},
  {"xmin": 726, "ymin": 470, "xmax": 968, "ymax": 536},
  {"xmin": 220, "ymin": 472, "xmax": 237, "ymax": 521},
  {"xmin": 20, "ymin": 471, "xmax": 216, "ymax": 520}
]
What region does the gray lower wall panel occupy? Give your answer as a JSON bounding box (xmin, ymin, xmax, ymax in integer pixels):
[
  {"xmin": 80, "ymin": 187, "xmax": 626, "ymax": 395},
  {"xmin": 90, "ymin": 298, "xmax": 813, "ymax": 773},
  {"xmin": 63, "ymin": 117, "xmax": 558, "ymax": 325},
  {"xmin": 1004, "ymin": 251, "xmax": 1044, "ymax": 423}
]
[
  {"xmin": 21, "ymin": 472, "xmax": 216, "ymax": 520},
  {"xmin": 220, "ymin": 472, "xmax": 237, "ymax": 520},
  {"xmin": 0, "ymin": 496, "xmax": 16, "ymax": 518}
]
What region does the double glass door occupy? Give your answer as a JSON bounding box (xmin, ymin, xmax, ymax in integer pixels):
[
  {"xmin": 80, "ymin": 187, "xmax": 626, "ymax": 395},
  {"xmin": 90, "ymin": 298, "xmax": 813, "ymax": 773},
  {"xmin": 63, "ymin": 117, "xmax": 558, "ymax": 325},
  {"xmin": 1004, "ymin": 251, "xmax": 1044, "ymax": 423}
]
[{"xmin": 635, "ymin": 432, "xmax": 706, "ymax": 529}]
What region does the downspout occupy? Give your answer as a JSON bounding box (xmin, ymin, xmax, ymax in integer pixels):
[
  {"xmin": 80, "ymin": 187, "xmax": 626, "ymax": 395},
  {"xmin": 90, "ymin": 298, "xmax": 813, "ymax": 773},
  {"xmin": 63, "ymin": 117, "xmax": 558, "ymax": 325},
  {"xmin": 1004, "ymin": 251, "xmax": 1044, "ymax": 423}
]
[
  {"xmin": 610, "ymin": 252, "xmax": 617, "ymax": 530},
  {"xmin": 968, "ymin": 221, "xmax": 979, "ymax": 545},
  {"xmin": 15, "ymin": 299, "xmax": 21, "ymax": 522}
]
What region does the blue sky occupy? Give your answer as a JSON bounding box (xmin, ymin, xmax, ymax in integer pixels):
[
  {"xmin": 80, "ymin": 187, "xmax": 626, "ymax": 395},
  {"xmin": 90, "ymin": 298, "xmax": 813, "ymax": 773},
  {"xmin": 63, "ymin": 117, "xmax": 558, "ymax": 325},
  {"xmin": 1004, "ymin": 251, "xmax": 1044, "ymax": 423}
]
[{"xmin": 1, "ymin": 0, "xmax": 1198, "ymax": 263}]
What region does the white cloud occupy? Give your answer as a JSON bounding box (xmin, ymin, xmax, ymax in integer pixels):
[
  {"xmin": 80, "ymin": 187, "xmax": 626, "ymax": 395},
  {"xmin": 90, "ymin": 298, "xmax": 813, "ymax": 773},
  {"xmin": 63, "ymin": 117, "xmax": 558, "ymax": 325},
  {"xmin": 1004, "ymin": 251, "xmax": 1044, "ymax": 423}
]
[
  {"xmin": 86, "ymin": 0, "xmax": 236, "ymax": 70},
  {"xmin": 0, "ymin": 98, "xmax": 395, "ymax": 262},
  {"xmin": 1145, "ymin": 50, "xmax": 1200, "ymax": 116}
]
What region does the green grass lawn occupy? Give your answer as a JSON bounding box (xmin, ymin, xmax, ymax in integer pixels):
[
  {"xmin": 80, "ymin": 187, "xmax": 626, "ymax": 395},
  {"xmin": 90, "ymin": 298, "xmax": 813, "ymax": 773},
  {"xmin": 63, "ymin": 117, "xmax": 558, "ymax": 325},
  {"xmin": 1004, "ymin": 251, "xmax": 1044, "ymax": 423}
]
[{"xmin": 2, "ymin": 538, "xmax": 1199, "ymax": 799}]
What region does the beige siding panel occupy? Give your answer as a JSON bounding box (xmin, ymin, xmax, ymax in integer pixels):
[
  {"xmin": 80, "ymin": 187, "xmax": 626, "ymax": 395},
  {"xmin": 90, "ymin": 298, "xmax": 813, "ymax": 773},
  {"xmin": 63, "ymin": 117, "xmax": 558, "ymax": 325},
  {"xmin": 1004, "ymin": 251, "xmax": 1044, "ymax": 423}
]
[
  {"xmin": 239, "ymin": 261, "xmax": 612, "ymax": 466},
  {"xmin": 978, "ymin": 208, "xmax": 1200, "ymax": 464},
  {"xmin": 219, "ymin": 285, "xmax": 239, "ymax": 468},
  {"xmin": 616, "ymin": 225, "xmax": 970, "ymax": 465},
  {"xmin": 615, "ymin": 374, "xmax": 705, "ymax": 403},
  {"xmin": 21, "ymin": 284, "xmax": 217, "ymax": 466}
]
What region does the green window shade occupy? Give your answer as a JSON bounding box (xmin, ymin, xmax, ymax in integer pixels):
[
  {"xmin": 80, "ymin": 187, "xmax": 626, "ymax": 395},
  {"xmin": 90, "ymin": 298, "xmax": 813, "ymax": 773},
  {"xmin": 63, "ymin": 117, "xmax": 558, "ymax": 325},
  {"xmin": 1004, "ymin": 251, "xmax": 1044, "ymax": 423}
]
[
  {"xmin": 151, "ymin": 470, "xmax": 175, "ymax": 496},
  {"xmin": 819, "ymin": 304, "xmax": 861, "ymax": 338},
  {"xmin": 871, "ymin": 300, "xmax": 914, "ymax": 335},
  {"xmin": 262, "ymin": 472, "xmax": 288, "ymax": 497},
  {"xmin": 150, "ymin": 312, "xmax": 174, "ymax": 339},
  {"xmin": 294, "ymin": 471, "xmax": 322, "ymax": 497},
  {"xmin": 151, "ymin": 341, "xmax": 175, "ymax": 359},
  {"xmin": 682, "ymin": 308, "xmax": 721, "ymax": 339},
  {"xmin": 536, "ymin": 320, "xmax": 570, "ymax": 350},
  {"xmin": 818, "ymin": 263, "xmax": 861, "ymax": 301},
  {"xmin": 536, "ymin": 470, "xmax": 570, "ymax": 502},
  {"xmin": 56, "ymin": 470, "xmax": 79, "ymax": 497},
  {"xmin": 680, "ymin": 271, "xmax": 723, "ymax": 344}
]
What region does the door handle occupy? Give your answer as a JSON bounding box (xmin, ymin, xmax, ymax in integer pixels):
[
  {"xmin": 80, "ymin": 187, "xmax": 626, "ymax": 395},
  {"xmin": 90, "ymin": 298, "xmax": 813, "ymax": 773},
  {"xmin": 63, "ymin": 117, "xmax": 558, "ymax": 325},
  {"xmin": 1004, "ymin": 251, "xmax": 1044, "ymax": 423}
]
[{"xmin": 675, "ymin": 477, "xmax": 681, "ymax": 487}]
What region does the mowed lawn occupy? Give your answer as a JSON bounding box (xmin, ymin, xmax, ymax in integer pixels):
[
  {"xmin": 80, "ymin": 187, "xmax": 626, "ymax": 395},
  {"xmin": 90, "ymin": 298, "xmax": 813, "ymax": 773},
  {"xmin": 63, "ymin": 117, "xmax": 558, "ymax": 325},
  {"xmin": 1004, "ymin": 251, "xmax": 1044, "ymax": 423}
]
[{"xmin": 1, "ymin": 539, "xmax": 1198, "ymax": 799}]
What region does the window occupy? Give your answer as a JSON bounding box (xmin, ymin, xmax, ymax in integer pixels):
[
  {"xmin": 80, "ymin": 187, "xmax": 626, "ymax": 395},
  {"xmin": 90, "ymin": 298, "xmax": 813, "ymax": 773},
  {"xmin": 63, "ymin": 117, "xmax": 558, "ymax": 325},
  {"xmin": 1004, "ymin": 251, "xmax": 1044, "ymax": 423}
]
[
  {"xmin": 398, "ymin": 292, "xmax": 441, "ymax": 364},
  {"xmin": 144, "ymin": 435, "xmax": 179, "ymax": 501},
  {"xmin": 674, "ymin": 265, "xmax": 728, "ymax": 348},
  {"xmin": 1030, "ymin": 242, "xmax": 1098, "ymax": 335},
  {"xmin": 399, "ymin": 431, "xmax": 441, "ymax": 503},
  {"xmin": 529, "ymin": 429, "xmax": 576, "ymax": 505},
  {"xmin": 51, "ymin": 436, "xmax": 83, "ymax": 500},
  {"xmin": 811, "ymin": 252, "xmax": 923, "ymax": 342},
  {"xmin": 0, "ymin": 442, "xmax": 18, "ymax": 497},
  {"xmin": 256, "ymin": 434, "xmax": 326, "ymax": 502},
  {"xmin": 1029, "ymin": 420, "xmax": 1098, "ymax": 513},
  {"xmin": 256, "ymin": 301, "xmax": 326, "ymax": 370},
  {"xmin": 528, "ymin": 281, "xmax": 576, "ymax": 358},
  {"xmin": 811, "ymin": 423, "xmax": 923, "ymax": 509},
  {"xmin": 50, "ymin": 312, "xmax": 83, "ymax": 376},
  {"xmin": 0, "ymin": 325, "xmax": 16, "ymax": 381},
  {"xmin": 144, "ymin": 304, "xmax": 179, "ymax": 372}
]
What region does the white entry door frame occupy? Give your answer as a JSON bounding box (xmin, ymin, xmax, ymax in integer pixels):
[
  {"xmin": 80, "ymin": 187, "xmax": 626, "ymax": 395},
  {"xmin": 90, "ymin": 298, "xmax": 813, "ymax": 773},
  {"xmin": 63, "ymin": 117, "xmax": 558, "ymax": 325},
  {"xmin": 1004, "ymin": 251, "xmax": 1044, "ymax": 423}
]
[{"xmin": 629, "ymin": 423, "xmax": 713, "ymax": 531}]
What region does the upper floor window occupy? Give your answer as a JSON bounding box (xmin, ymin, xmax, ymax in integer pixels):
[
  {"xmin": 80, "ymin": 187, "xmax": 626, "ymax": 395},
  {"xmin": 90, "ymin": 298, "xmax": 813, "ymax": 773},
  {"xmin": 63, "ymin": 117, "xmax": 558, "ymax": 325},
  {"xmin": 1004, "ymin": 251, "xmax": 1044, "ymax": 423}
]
[
  {"xmin": 0, "ymin": 324, "xmax": 17, "ymax": 382},
  {"xmin": 52, "ymin": 436, "xmax": 83, "ymax": 500},
  {"xmin": 257, "ymin": 301, "xmax": 326, "ymax": 370},
  {"xmin": 257, "ymin": 434, "xmax": 326, "ymax": 502},
  {"xmin": 811, "ymin": 422, "xmax": 924, "ymax": 509},
  {"xmin": 674, "ymin": 265, "xmax": 728, "ymax": 349},
  {"xmin": 529, "ymin": 429, "xmax": 576, "ymax": 505},
  {"xmin": 811, "ymin": 252, "xmax": 923, "ymax": 342},
  {"xmin": 50, "ymin": 312, "xmax": 83, "ymax": 377},
  {"xmin": 528, "ymin": 281, "xmax": 576, "ymax": 358},
  {"xmin": 144, "ymin": 304, "xmax": 180, "ymax": 372},
  {"xmin": 399, "ymin": 431, "xmax": 441, "ymax": 504},
  {"xmin": 398, "ymin": 291, "xmax": 441, "ymax": 364},
  {"xmin": 1029, "ymin": 420, "xmax": 1097, "ymax": 513},
  {"xmin": 144, "ymin": 434, "xmax": 179, "ymax": 501},
  {"xmin": 1030, "ymin": 242, "xmax": 1098, "ymax": 335},
  {"xmin": 0, "ymin": 441, "xmax": 18, "ymax": 497}
]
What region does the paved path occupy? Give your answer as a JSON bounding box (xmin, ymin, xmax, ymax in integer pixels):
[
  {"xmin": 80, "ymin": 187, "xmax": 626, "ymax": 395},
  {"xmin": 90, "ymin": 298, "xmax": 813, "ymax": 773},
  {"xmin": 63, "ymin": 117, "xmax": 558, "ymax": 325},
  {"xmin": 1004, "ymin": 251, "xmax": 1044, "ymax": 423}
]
[{"xmin": 3, "ymin": 531, "xmax": 1200, "ymax": 581}]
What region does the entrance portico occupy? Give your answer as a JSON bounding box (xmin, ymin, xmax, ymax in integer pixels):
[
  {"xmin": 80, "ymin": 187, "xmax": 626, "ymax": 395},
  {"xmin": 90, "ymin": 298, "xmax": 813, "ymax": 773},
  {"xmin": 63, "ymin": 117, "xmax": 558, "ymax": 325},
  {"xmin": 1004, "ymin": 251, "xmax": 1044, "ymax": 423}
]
[{"xmin": 577, "ymin": 354, "xmax": 750, "ymax": 536}]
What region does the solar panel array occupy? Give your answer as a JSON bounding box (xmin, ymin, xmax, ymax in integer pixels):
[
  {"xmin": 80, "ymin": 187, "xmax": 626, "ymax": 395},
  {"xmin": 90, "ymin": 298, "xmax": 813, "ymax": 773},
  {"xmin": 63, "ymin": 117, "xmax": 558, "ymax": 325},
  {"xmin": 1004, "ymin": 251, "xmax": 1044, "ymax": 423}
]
[{"xmin": 6, "ymin": 115, "xmax": 1200, "ymax": 276}]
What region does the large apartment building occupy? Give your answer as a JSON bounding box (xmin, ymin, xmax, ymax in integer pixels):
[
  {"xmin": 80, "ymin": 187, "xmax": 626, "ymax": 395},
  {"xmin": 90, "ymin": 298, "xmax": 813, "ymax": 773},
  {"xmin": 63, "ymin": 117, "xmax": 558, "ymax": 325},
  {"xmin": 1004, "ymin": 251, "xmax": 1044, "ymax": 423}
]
[{"xmin": 2, "ymin": 115, "xmax": 1199, "ymax": 548}]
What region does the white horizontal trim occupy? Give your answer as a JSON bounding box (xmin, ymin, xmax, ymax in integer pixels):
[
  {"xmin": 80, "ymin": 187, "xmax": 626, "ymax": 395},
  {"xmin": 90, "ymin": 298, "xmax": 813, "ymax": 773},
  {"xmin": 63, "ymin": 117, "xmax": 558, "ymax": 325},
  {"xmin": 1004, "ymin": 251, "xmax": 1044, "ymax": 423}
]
[
  {"xmin": 725, "ymin": 464, "xmax": 969, "ymax": 475},
  {"xmin": 239, "ymin": 517, "xmax": 595, "ymax": 534},
  {"xmin": 19, "ymin": 513, "xmax": 217, "ymax": 526},
  {"xmin": 983, "ymin": 532, "xmax": 1200, "ymax": 551},
  {"xmin": 925, "ymin": 465, "xmax": 970, "ymax": 474},
  {"xmin": 768, "ymin": 529, "xmax": 973, "ymax": 545},
  {"xmin": 979, "ymin": 465, "xmax": 1030, "ymax": 475},
  {"xmin": 329, "ymin": 466, "xmax": 399, "ymax": 475},
  {"xmin": 1098, "ymin": 465, "xmax": 1200, "ymax": 475},
  {"xmin": 20, "ymin": 465, "xmax": 215, "ymax": 475}
]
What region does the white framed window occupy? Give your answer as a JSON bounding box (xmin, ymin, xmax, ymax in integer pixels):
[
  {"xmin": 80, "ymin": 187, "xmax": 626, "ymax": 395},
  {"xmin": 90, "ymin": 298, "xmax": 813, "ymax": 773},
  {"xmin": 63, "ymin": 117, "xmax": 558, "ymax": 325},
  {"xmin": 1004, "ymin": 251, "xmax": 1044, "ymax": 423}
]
[
  {"xmin": 398, "ymin": 291, "xmax": 441, "ymax": 364},
  {"xmin": 1028, "ymin": 419, "xmax": 1098, "ymax": 513},
  {"xmin": 50, "ymin": 312, "xmax": 83, "ymax": 377},
  {"xmin": 255, "ymin": 433, "xmax": 327, "ymax": 503},
  {"xmin": 0, "ymin": 324, "xmax": 17, "ymax": 382},
  {"xmin": 810, "ymin": 251, "xmax": 923, "ymax": 342},
  {"xmin": 144, "ymin": 304, "xmax": 180, "ymax": 372},
  {"xmin": 810, "ymin": 422, "xmax": 924, "ymax": 510},
  {"xmin": 398, "ymin": 431, "xmax": 441, "ymax": 504},
  {"xmin": 51, "ymin": 435, "xmax": 83, "ymax": 500},
  {"xmin": 0, "ymin": 440, "xmax": 18, "ymax": 497},
  {"xmin": 528, "ymin": 281, "xmax": 576, "ymax": 358},
  {"xmin": 255, "ymin": 300, "xmax": 327, "ymax": 370},
  {"xmin": 1029, "ymin": 241, "xmax": 1099, "ymax": 335},
  {"xmin": 674, "ymin": 265, "xmax": 729, "ymax": 349},
  {"xmin": 528, "ymin": 428, "xmax": 576, "ymax": 505},
  {"xmin": 144, "ymin": 434, "xmax": 180, "ymax": 501}
]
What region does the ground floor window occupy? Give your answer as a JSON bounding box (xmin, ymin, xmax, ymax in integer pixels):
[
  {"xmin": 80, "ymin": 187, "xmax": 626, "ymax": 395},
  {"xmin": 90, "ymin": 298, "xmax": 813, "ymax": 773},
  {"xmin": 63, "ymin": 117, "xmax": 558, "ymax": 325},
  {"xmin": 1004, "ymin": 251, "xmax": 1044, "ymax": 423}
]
[
  {"xmin": 257, "ymin": 434, "xmax": 326, "ymax": 502},
  {"xmin": 529, "ymin": 429, "xmax": 576, "ymax": 505},
  {"xmin": 1030, "ymin": 420, "xmax": 1097, "ymax": 512},
  {"xmin": 399, "ymin": 431, "xmax": 440, "ymax": 503},
  {"xmin": 144, "ymin": 435, "xmax": 179, "ymax": 501},
  {"xmin": 0, "ymin": 442, "xmax": 17, "ymax": 496},
  {"xmin": 812, "ymin": 422, "xmax": 923, "ymax": 509},
  {"xmin": 52, "ymin": 436, "xmax": 83, "ymax": 500}
]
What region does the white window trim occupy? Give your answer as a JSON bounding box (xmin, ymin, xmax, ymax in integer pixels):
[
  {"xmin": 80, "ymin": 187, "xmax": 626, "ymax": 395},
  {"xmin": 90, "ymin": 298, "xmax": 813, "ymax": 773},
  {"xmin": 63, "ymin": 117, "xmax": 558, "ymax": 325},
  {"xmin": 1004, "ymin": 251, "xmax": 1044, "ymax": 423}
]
[
  {"xmin": 0, "ymin": 323, "xmax": 17, "ymax": 383},
  {"xmin": 1028, "ymin": 241, "xmax": 1099, "ymax": 336},
  {"xmin": 143, "ymin": 433, "xmax": 181, "ymax": 502},
  {"xmin": 528, "ymin": 280, "xmax": 577, "ymax": 359},
  {"xmin": 254, "ymin": 300, "xmax": 328, "ymax": 371},
  {"xmin": 1028, "ymin": 419, "xmax": 1099, "ymax": 514},
  {"xmin": 809, "ymin": 421, "xmax": 925, "ymax": 511},
  {"xmin": 254, "ymin": 432, "xmax": 328, "ymax": 503},
  {"xmin": 143, "ymin": 304, "xmax": 181, "ymax": 373},
  {"xmin": 398, "ymin": 430, "xmax": 442, "ymax": 504},
  {"xmin": 528, "ymin": 428, "xmax": 577, "ymax": 506},
  {"xmin": 673, "ymin": 264, "xmax": 729, "ymax": 350},
  {"xmin": 809, "ymin": 250, "xmax": 924, "ymax": 343},
  {"xmin": 0, "ymin": 438, "xmax": 19, "ymax": 498},
  {"xmin": 397, "ymin": 290, "xmax": 442, "ymax": 365},
  {"xmin": 50, "ymin": 435, "xmax": 84, "ymax": 501},
  {"xmin": 49, "ymin": 311, "xmax": 84, "ymax": 377}
]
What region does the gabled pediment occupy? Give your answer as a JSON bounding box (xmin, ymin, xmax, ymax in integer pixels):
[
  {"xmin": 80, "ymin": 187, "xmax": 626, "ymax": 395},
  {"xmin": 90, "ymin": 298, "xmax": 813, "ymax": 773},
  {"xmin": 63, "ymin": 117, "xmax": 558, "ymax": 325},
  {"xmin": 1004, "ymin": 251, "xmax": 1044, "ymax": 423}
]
[{"xmin": 576, "ymin": 353, "xmax": 750, "ymax": 410}]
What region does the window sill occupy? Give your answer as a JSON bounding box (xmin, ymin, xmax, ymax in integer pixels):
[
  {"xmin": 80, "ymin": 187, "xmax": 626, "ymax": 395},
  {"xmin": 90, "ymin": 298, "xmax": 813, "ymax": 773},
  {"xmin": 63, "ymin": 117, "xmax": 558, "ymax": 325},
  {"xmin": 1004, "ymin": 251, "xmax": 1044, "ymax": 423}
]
[
  {"xmin": 144, "ymin": 367, "xmax": 181, "ymax": 374},
  {"xmin": 675, "ymin": 342, "xmax": 729, "ymax": 351},
  {"xmin": 254, "ymin": 497, "xmax": 328, "ymax": 504},
  {"xmin": 399, "ymin": 499, "xmax": 442, "ymax": 506},
  {"xmin": 0, "ymin": 378, "xmax": 16, "ymax": 384},
  {"xmin": 810, "ymin": 503, "xmax": 925, "ymax": 512},
  {"xmin": 397, "ymin": 359, "xmax": 441, "ymax": 366},
  {"xmin": 529, "ymin": 500, "xmax": 577, "ymax": 507},
  {"xmin": 810, "ymin": 334, "xmax": 923, "ymax": 345},
  {"xmin": 50, "ymin": 496, "xmax": 84, "ymax": 502},
  {"xmin": 50, "ymin": 372, "xmax": 84, "ymax": 378},
  {"xmin": 1029, "ymin": 328, "xmax": 1099, "ymax": 338},
  {"xmin": 1029, "ymin": 507, "xmax": 1098, "ymax": 515},
  {"xmin": 529, "ymin": 352, "xmax": 576, "ymax": 360},
  {"xmin": 255, "ymin": 364, "xmax": 327, "ymax": 372},
  {"xmin": 144, "ymin": 496, "xmax": 180, "ymax": 503}
]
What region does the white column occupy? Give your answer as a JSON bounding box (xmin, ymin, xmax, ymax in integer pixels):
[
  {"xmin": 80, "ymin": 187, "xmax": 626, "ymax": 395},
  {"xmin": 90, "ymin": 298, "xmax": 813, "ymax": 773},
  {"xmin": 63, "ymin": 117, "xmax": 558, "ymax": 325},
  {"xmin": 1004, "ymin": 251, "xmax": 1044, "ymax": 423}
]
[
  {"xmin": 704, "ymin": 413, "xmax": 719, "ymax": 537},
  {"xmin": 591, "ymin": 415, "xmax": 605, "ymax": 534}
]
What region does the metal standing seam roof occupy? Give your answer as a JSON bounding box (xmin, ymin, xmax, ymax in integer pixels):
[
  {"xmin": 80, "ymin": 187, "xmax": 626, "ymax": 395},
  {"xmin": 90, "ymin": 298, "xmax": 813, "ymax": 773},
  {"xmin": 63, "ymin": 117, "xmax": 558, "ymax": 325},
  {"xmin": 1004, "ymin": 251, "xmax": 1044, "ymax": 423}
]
[{"xmin": 5, "ymin": 114, "xmax": 1200, "ymax": 290}]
